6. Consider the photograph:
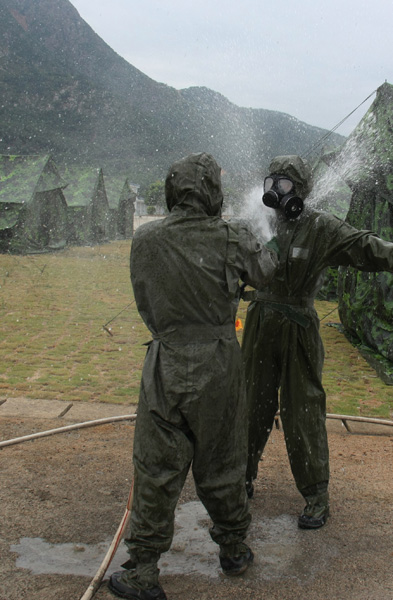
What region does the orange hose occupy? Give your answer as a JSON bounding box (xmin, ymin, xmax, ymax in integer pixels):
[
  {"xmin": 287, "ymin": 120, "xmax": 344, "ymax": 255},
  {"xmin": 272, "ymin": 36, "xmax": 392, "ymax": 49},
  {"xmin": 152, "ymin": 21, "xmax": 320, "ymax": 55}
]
[{"xmin": 79, "ymin": 481, "xmax": 134, "ymax": 600}]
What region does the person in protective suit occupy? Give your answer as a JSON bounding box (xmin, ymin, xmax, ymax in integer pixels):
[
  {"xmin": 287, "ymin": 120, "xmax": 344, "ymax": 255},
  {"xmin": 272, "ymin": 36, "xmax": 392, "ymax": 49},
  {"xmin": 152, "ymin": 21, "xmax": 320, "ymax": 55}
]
[
  {"xmin": 108, "ymin": 152, "xmax": 278, "ymax": 600},
  {"xmin": 242, "ymin": 154, "xmax": 393, "ymax": 530}
]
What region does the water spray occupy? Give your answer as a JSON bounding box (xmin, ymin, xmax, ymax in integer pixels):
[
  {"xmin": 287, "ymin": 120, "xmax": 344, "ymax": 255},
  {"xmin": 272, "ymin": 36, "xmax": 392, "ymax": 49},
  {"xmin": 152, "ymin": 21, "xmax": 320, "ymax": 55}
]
[
  {"xmin": 235, "ymin": 88, "xmax": 379, "ymax": 236},
  {"xmin": 239, "ymin": 185, "xmax": 276, "ymax": 243}
]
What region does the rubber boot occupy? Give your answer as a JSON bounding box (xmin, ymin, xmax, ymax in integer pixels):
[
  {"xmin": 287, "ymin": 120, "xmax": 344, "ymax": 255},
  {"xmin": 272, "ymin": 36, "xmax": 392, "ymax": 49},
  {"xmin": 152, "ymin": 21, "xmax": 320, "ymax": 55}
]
[
  {"xmin": 108, "ymin": 551, "xmax": 166, "ymax": 600},
  {"xmin": 219, "ymin": 542, "xmax": 254, "ymax": 576},
  {"xmin": 108, "ymin": 570, "xmax": 167, "ymax": 600},
  {"xmin": 298, "ymin": 484, "xmax": 329, "ymax": 530}
]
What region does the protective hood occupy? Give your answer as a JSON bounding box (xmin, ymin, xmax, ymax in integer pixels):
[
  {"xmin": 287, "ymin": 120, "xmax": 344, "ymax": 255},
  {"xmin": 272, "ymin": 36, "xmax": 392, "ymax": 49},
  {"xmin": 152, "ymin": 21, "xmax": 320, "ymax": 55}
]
[
  {"xmin": 165, "ymin": 153, "xmax": 224, "ymax": 216},
  {"xmin": 268, "ymin": 155, "xmax": 313, "ymax": 199}
]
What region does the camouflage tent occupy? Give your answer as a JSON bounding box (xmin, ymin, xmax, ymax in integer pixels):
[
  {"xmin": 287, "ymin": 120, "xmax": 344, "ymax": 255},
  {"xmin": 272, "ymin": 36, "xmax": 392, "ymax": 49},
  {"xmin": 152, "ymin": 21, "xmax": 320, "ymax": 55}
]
[
  {"xmin": 330, "ymin": 82, "xmax": 393, "ymax": 362},
  {"xmin": 64, "ymin": 168, "xmax": 110, "ymax": 245},
  {"xmin": 104, "ymin": 177, "xmax": 136, "ymax": 240},
  {"xmin": 104, "ymin": 176, "xmax": 125, "ymax": 239},
  {"xmin": 0, "ymin": 154, "xmax": 68, "ymax": 253},
  {"xmin": 117, "ymin": 180, "xmax": 136, "ymax": 239}
]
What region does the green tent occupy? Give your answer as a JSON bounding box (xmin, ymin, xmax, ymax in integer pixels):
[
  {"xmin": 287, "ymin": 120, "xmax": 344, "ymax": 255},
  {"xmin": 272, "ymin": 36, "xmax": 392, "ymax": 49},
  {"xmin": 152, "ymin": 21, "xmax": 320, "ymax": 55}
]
[
  {"xmin": 104, "ymin": 176, "xmax": 136, "ymax": 240},
  {"xmin": 63, "ymin": 167, "xmax": 110, "ymax": 245},
  {"xmin": 104, "ymin": 175, "xmax": 125, "ymax": 240},
  {"xmin": 116, "ymin": 179, "xmax": 136, "ymax": 239},
  {"xmin": 331, "ymin": 82, "xmax": 393, "ymax": 362},
  {"xmin": 0, "ymin": 154, "xmax": 68, "ymax": 253}
]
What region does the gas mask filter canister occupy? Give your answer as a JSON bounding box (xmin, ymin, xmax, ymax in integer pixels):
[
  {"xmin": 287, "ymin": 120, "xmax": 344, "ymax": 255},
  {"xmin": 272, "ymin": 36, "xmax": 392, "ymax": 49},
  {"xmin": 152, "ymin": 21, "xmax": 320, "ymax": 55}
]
[{"xmin": 262, "ymin": 175, "xmax": 304, "ymax": 219}]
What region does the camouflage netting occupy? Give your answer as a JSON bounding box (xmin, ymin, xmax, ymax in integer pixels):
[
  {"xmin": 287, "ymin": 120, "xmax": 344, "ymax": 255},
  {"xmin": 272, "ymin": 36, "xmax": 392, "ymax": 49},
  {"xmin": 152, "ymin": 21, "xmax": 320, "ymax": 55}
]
[
  {"xmin": 105, "ymin": 177, "xmax": 136, "ymax": 240},
  {"xmin": 332, "ymin": 82, "xmax": 393, "ymax": 363},
  {"xmin": 0, "ymin": 155, "xmax": 137, "ymax": 253},
  {"xmin": 0, "ymin": 155, "xmax": 68, "ymax": 253},
  {"xmin": 63, "ymin": 167, "xmax": 111, "ymax": 246}
]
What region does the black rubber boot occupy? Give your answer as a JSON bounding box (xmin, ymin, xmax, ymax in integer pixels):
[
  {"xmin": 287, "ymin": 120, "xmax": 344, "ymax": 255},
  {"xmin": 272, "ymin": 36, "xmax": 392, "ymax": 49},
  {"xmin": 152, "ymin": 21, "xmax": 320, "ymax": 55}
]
[
  {"xmin": 219, "ymin": 543, "xmax": 254, "ymax": 576},
  {"xmin": 298, "ymin": 485, "xmax": 329, "ymax": 530},
  {"xmin": 108, "ymin": 571, "xmax": 167, "ymax": 600},
  {"xmin": 298, "ymin": 512, "xmax": 328, "ymax": 529}
]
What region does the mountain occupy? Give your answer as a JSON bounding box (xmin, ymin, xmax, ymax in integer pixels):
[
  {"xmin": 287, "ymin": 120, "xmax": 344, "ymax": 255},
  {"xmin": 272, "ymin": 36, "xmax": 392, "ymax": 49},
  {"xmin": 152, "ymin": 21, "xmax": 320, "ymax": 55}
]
[{"xmin": 0, "ymin": 0, "xmax": 345, "ymax": 190}]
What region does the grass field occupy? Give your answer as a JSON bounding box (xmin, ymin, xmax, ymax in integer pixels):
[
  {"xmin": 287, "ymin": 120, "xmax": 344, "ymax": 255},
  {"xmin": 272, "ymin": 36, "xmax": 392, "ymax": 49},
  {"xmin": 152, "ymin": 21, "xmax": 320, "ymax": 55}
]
[{"xmin": 1, "ymin": 241, "xmax": 392, "ymax": 419}]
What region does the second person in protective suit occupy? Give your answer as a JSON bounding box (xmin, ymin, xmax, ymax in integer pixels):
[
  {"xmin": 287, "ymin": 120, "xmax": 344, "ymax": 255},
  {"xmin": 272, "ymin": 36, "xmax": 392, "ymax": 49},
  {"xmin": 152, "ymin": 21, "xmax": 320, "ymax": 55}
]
[
  {"xmin": 108, "ymin": 153, "xmax": 278, "ymax": 600},
  {"xmin": 242, "ymin": 154, "xmax": 393, "ymax": 530}
]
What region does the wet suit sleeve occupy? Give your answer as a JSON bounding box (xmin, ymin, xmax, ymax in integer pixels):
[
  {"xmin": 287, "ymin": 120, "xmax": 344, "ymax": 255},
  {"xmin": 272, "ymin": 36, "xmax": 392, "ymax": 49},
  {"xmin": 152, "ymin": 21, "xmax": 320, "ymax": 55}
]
[{"xmin": 319, "ymin": 214, "xmax": 393, "ymax": 273}]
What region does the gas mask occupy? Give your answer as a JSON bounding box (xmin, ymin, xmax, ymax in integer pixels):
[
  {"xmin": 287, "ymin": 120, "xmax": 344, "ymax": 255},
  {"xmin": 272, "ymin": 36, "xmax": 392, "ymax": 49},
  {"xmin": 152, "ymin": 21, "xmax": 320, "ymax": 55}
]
[{"xmin": 262, "ymin": 175, "xmax": 303, "ymax": 220}]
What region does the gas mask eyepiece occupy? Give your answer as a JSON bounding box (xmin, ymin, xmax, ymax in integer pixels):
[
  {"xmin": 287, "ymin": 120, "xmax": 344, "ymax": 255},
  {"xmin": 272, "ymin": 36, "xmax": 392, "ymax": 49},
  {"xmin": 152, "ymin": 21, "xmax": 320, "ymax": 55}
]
[{"xmin": 262, "ymin": 175, "xmax": 303, "ymax": 219}]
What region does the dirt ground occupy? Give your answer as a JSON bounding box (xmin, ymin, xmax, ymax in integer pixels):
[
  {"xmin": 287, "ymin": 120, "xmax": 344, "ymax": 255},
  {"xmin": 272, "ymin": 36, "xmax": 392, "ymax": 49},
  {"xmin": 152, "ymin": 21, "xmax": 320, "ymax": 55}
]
[{"xmin": 1, "ymin": 412, "xmax": 392, "ymax": 600}]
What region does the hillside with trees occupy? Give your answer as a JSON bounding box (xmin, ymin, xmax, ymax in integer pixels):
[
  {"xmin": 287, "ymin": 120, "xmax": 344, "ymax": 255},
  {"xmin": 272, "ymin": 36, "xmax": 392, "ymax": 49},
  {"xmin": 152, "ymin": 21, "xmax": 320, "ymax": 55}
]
[{"xmin": 0, "ymin": 0, "xmax": 345, "ymax": 194}]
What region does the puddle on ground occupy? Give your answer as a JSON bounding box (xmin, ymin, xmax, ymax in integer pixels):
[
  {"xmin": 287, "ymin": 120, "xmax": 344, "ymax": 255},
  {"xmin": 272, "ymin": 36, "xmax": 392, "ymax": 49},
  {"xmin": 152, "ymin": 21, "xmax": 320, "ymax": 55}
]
[{"xmin": 10, "ymin": 501, "xmax": 337, "ymax": 581}]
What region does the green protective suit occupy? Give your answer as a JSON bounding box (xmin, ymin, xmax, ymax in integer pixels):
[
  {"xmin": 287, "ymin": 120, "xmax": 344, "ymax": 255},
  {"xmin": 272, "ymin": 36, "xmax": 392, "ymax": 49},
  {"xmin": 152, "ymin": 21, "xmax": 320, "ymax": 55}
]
[
  {"xmin": 127, "ymin": 153, "xmax": 278, "ymax": 566},
  {"xmin": 243, "ymin": 155, "xmax": 393, "ymax": 516}
]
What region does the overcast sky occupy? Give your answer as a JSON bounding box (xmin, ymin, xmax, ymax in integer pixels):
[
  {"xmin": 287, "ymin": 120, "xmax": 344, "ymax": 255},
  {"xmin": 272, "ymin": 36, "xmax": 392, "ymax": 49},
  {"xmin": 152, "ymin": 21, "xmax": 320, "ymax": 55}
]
[{"xmin": 70, "ymin": 0, "xmax": 391, "ymax": 136}]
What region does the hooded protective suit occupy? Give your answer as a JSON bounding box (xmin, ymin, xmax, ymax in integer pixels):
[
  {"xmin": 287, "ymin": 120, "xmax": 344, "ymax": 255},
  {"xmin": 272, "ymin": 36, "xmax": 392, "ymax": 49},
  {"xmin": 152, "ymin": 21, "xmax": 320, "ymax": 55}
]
[
  {"xmin": 242, "ymin": 155, "xmax": 393, "ymax": 522},
  {"xmin": 126, "ymin": 153, "xmax": 278, "ymax": 585}
]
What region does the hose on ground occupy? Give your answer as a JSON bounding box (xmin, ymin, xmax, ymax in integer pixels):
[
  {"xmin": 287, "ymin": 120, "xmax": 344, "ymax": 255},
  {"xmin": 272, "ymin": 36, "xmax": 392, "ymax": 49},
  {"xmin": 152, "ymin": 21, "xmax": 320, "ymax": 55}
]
[
  {"xmin": 0, "ymin": 414, "xmax": 138, "ymax": 598},
  {"xmin": 79, "ymin": 481, "xmax": 134, "ymax": 600},
  {"xmin": 1, "ymin": 412, "xmax": 392, "ymax": 450},
  {"xmin": 0, "ymin": 414, "xmax": 137, "ymax": 448},
  {"xmin": 1, "ymin": 410, "xmax": 392, "ymax": 600}
]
